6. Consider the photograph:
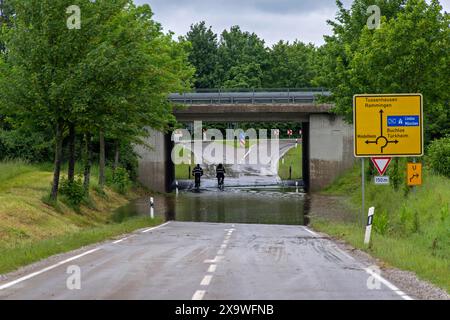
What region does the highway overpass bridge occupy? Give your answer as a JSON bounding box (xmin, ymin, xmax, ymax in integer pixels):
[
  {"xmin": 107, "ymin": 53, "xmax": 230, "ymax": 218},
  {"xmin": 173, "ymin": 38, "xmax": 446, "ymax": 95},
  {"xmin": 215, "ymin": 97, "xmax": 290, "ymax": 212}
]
[{"xmin": 135, "ymin": 90, "xmax": 355, "ymax": 192}]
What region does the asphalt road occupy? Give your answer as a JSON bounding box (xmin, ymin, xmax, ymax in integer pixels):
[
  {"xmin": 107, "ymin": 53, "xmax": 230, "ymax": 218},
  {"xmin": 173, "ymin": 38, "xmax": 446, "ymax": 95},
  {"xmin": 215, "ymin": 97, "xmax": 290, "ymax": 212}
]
[{"xmin": 0, "ymin": 221, "xmax": 411, "ymax": 300}]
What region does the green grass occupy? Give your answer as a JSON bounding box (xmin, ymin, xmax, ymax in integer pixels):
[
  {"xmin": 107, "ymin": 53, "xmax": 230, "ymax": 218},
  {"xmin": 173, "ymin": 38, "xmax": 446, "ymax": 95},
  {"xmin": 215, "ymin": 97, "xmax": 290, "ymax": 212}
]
[
  {"xmin": 0, "ymin": 160, "xmax": 160, "ymax": 275},
  {"xmin": 0, "ymin": 216, "xmax": 163, "ymax": 274},
  {"xmin": 313, "ymin": 163, "xmax": 450, "ymax": 293},
  {"xmin": 174, "ymin": 147, "xmax": 196, "ymax": 180},
  {"xmin": 278, "ymin": 145, "xmax": 302, "ymax": 180}
]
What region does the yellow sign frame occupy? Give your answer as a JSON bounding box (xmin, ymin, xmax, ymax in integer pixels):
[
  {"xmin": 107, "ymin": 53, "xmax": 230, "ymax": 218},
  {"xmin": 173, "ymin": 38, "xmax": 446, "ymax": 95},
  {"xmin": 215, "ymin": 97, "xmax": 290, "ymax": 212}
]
[{"xmin": 353, "ymin": 94, "xmax": 423, "ymax": 157}]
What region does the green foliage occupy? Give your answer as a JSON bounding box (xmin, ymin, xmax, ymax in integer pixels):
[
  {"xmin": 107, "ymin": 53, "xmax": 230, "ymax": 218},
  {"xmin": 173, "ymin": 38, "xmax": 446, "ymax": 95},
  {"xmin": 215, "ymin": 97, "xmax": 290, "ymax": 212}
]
[
  {"xmin": 427, "ymin": 136, "xmax": 450, "ymax": 177},
  {"xmin": 111, "ymin": 167, "xmax": 132, "ymax": 195},
  {"xmin": 316, "ymin": 0, "xmax": 449, "ymax": 142},
  {"xmin": 184, "ymin": 23, "xmax": 317, "ymax": 89},
  {"xmin": 59, "ymin": 176, "xmax": 85, "ymax": 208},
  {"xmin": 373, "ymin": 209, "xmax": 389, "ymax": 235},
  {"xmin": 0, "ymin": 127, "xmax": 53, "ymax": 162},
  {"xmin": 185, "ymin": 21, "xmax": 218, "ymax": 88}
]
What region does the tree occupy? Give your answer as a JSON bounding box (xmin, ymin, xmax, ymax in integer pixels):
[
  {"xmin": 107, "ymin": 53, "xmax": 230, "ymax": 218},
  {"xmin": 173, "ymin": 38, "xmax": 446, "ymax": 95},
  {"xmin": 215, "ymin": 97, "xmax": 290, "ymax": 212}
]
[
  {"xmin": 216, "ymin": 26, "xmax": 268, "ymax": 88},
  {"xmin": 264, "ymin": 41, "xmax": 317, "ymax": 88},
  {"xmin": 0, "ymin": 0, "xmax": 194, "ymax": 200},
  {"xmin": 313, "ymin": 0, "xmax": 407, "ymax": 120},
  {"xmin": 185, "ymin": 21, "xmax": 219, "ymax": 88},
  {"xmin": 349, "ymin": 0, "xmax": 449, "ymax": 142}
]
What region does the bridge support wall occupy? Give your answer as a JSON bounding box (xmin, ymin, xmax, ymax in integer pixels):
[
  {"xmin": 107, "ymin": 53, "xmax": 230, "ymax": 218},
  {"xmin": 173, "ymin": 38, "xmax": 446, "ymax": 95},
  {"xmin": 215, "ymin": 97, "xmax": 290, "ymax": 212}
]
[
  {"xmin": 309, "ymin": 114, "xmax": 355, "ymax": 191},
  {"xmin": 135, "ymin": 128, "xmax": 173, "ymax": 193}
]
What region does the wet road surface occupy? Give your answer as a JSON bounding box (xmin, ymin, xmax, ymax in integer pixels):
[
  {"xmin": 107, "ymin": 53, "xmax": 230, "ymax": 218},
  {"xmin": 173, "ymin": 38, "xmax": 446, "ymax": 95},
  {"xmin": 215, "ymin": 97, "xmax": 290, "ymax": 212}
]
[{"xmin": 0, "ymin": 221, "xmax": 410, "ymax": 300}]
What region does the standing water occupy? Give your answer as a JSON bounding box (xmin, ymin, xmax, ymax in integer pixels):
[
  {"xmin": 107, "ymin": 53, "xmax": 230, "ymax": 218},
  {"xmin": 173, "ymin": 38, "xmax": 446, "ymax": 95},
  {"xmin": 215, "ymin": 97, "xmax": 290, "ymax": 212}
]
[{"xmin": 112, "ymin": 187, "xmax": 309, "ymax": 226}]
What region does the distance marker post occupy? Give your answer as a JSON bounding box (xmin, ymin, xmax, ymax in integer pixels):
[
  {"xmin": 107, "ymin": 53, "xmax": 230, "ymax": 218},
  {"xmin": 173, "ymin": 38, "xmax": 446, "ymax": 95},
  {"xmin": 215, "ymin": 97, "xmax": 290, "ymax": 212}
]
[
  {"xmin": 364, "ymin": 207, "xmax": 375, "ymax": 245},
  {"xmin": 150, "ymin": 197, "xmax": 154, "ymax": 219}
]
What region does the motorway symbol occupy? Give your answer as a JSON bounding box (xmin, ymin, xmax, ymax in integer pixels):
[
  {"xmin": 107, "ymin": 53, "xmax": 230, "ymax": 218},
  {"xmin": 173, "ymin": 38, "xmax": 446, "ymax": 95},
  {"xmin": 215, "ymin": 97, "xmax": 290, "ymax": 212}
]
[
  {"xmin": 371, "ymin": 157, "xmax": 391, "ymax": 176},
  {"xmin": 407, "ymin": 162, "xmax": 422, "ymax": 186},
  {"xmin": 353, "ymin": 94, "xmax": 423, "ymax": 157}
]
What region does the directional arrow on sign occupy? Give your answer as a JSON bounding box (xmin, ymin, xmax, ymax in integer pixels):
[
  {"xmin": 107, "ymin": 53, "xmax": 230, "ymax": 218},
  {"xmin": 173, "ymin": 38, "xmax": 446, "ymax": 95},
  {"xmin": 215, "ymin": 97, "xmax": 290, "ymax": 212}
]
[{"xmin": 371, "ymin": 157, "xmax": 392, "ymax": 176}]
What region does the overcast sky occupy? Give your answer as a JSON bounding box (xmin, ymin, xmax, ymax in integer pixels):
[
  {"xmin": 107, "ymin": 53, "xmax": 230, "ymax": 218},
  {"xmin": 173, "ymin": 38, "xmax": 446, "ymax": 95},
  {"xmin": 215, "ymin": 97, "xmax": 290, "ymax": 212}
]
[{"xmin": 134, "ymin": 0, "xmax": 450, "ymax": 46}]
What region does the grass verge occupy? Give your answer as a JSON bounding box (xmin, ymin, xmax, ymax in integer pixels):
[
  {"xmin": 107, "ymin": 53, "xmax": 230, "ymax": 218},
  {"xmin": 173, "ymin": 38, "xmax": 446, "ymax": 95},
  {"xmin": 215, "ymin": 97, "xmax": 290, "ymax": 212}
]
[
  {"xmin": 0, "ymin": 160, "xmax": 160, "ymax": 275},
  {"xmin": 312, "ymin": 162, "xmax": 450, "ymax": 293},
  {"xmin": 0, "ymin": 216, "xmax": 163, "ymax": 275},
  {"xmin": 278, "ymin": 145, "xmax": 302, "ymax": 180}
]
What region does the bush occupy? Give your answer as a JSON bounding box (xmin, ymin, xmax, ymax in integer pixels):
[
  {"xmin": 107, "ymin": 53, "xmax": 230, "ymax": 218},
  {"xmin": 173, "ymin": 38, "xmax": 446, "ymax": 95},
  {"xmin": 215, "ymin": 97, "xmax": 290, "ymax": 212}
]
[
  {"xmin": 59, "ymin": 177, "xmax": 85, "ymax": 208},
  {"xmin": 111, "ymin": 167, "xmax": 131, "ymax": 194},
  {"xmin": 427, "ymin": 136, "xmax": 450, "ymax": 177}
]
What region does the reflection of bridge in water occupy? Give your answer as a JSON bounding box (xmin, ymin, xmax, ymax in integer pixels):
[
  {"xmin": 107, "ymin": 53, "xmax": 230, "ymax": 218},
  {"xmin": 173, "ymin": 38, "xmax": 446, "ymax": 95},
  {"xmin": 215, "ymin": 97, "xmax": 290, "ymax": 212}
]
[{"xmin": 135, "ymin": 89, "xmax": 355, "ymax": 193}]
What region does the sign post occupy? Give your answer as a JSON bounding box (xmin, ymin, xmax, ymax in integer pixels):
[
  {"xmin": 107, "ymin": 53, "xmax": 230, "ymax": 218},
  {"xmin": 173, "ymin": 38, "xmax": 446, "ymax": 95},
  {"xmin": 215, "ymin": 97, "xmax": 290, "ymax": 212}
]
[{"xmin": 354, "ymin": 93, "xmax": 423, "ymax": 231}]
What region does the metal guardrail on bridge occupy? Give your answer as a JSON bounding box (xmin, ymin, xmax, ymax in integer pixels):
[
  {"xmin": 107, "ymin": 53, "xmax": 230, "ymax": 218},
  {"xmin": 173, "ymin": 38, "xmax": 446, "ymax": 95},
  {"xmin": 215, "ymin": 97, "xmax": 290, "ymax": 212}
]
[{"xmin": 169, "ymin": 88, "xmax": 331, "ymax": 105}]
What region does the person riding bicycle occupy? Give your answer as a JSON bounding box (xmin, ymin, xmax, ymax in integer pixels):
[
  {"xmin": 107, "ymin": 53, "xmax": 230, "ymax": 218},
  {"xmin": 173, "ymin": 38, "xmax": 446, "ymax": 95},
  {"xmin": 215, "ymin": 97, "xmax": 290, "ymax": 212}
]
[
  {"xmin": 216, "ymin": 163, "xmax": 226, "ymax": 189},
  {"xmin": 192, "ymin": 164, "xmax": 203, "ymax": 189}
]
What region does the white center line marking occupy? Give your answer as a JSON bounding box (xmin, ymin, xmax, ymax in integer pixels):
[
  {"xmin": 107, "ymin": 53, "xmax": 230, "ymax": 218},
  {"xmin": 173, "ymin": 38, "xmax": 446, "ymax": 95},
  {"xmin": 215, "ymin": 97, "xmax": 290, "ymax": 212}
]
[
  {"xmin": 200, "ymin": 275, "xmax": 213, "ymax": 286},
  {"xmin": 217, "ymin": 249, "xmax": 225, "ymax": 255},
  {"xmin": 192, "ymin": 290, "xmax": 206, "ymax": 300},
  {"xmin": 142, "ymin": 221, "xmax": 171, "ymax": 233},
  {"xmin": 223, "ymin": 239, "xmax": 229, "ymax": 244},
  {"xmin": 364, "ymin": 267, "xmax": 413, "ymax": 300},
  {"xmin": 220, "ymin": 244, "xmax": 227, "ymax": 249},
  {"xmin": 208, "ymin": 264, "xmax": 217, "ymax": 273},
  {"xmin": 0, "ymin": 248, "xmax": 101, "ymax": 291},
  {"xmin": 204, "ymin": 256, "xmax": 223, "ymax": 264}
]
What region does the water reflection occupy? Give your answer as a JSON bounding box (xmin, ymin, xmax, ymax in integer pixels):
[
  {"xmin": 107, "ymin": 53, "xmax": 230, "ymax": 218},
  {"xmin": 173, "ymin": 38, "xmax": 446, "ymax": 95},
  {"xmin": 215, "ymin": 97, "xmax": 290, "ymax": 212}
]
[{"xmin": 111, "ymin": 187, "xmax": 309, "ymax": 226}]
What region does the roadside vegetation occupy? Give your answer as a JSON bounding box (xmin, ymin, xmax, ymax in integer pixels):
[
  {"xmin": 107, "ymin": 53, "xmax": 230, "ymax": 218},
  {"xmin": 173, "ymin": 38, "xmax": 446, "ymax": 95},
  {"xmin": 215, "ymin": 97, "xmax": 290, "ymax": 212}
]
[
  {"xmin": 312, "ymin": 137, "xmax": 450, "ymax": 292},
  {"xmin": 0, "ymin": 161, "xmax": 161, "ymax": 274},
  {"xmin": 278, "ymin": 145, "xmax": 302, "ymax": 180}
]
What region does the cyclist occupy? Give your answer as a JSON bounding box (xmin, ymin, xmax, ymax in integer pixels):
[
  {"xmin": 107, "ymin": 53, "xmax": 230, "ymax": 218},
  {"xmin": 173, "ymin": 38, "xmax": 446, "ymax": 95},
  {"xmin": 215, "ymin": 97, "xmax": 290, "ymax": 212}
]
[
  {"xmin": 216, "ymin": 163, "xmax": 226, "ymax": 190},
  {"xmin": 192, "ymin": 164, "xmax": 203, "ymax": 190}
]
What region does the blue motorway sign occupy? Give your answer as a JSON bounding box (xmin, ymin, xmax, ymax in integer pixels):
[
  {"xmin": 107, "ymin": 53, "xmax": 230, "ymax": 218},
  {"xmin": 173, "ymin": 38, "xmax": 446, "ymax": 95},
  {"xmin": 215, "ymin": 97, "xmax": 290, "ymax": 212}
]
[{"xmin": 387, "ymin": 116, "xmax": 420, "ymax": 127}]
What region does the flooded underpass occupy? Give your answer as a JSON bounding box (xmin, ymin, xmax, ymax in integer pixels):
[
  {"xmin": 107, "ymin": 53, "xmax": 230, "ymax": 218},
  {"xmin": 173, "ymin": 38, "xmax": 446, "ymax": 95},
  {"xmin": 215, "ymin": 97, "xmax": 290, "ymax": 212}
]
[{"xmin": 112, "ymin": 186, "xmax": 309, "ymax": 226}]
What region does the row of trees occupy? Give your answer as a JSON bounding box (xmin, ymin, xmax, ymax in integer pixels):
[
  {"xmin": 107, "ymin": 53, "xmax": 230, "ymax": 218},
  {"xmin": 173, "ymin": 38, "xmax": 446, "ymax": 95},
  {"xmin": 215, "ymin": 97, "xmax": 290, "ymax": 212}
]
[
  {"xmin": 0, "ymin": 0, "xmax": 194, "ymax": 201},
  {"xmin": 185, "ymin": 0, "xmax": 449, "ymax": 142},
  {"xmin": 185, "ymin": 22, "xmax": 317, "ymax": 89}
]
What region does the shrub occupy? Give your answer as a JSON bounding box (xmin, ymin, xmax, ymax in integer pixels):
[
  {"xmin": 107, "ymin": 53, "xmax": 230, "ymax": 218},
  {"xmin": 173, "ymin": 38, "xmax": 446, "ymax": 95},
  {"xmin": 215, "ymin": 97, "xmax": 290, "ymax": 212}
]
[
  {"xmin": 59, "ymin": 177, "xmax": 85, "ymax": 208},
  {"xmin": 427, "ymin": 136, "xmax": 450, "ymax": 177},
  {"xmin": 111, "ymin": 167, "xmax": 131, "ymax": 194}
]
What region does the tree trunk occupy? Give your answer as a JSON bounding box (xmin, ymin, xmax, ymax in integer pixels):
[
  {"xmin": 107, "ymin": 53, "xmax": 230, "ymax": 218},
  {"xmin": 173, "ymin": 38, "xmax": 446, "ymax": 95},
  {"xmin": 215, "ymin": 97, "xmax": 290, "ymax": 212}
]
[
  {"xmin": 50, "ymin": 121, "xmax": 64, "ymax": 201},
  {"xmin": 83, "ymin": 133, "xmax": 93, "ymax": 194},
  {"xmin": 68, "ymin": 123, "xmax": 76, "ymax": 183},
  {"xmin": 99, "ymin": 130, "xmax": 106, "ymax": 189},
  {"xmin": 113, "ymin": 140, "xmax": 120, "ymax": 171}
]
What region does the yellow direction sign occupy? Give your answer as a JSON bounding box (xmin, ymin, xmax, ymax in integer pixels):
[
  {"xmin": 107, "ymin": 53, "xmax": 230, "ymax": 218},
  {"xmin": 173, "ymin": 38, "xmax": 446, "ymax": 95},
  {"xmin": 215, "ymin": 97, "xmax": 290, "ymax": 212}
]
[
  {"xmin": 407, "ymin": 162, "xmax": 422, "ymax": 186},
  {"xmin": 353, "ymin": 94, "xmax": 423, "ymax": 157}
]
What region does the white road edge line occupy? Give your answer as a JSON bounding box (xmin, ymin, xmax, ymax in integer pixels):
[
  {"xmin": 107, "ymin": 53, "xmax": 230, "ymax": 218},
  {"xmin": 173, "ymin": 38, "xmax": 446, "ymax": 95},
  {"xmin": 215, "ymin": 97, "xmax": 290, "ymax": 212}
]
[
  {"xmin": 364, "ymin": 267, "xmax": 413, "ymax": 300},
  {"xmin": 240, "ymin": 145, "xmax": 256, "ymax": 163},
  {"xmin": 200, "ymin": 275, "xmax": 213, "ymax": 286},
  {"xmin": 142, "ymin": 221, "xmax": 171, "ymax": 233},
  {"xmin": 113, "ymin": 237, "xmax": 128, "ymax": 244},
  {"xmin": 303, "ymin": 226, "xmax": 319, "ymax": 237},
  {"xmin": 336, "ymin": 248, "xmax": 355, "ymax": 261},
  {"xmin": 0, "ymin": 248, "xmax": 101, "ymax": 291},
  {"xmin": 192, "ymin": 290, "xmax": 206, "ymax": 300}
]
